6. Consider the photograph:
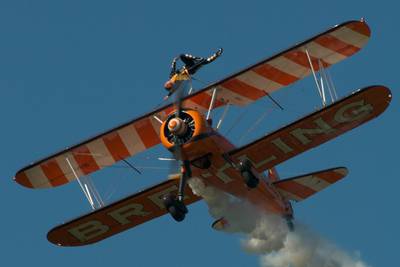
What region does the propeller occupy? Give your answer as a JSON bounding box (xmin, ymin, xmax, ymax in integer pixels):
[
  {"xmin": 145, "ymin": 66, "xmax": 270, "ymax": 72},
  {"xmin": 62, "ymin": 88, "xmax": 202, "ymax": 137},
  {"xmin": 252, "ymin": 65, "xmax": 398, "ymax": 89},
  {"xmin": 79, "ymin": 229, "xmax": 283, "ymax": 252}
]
[{"xmin": 168, "ymin": 79, "xmax": 193, "ymax": 202}]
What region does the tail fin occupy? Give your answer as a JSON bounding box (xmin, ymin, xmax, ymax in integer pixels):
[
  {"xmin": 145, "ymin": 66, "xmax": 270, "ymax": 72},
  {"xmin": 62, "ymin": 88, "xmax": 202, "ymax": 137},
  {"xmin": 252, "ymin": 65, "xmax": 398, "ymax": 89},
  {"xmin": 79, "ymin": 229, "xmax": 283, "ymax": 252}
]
[{"xmin": 272, "ymin": 167, "xmax": 348, "ymax": 202}]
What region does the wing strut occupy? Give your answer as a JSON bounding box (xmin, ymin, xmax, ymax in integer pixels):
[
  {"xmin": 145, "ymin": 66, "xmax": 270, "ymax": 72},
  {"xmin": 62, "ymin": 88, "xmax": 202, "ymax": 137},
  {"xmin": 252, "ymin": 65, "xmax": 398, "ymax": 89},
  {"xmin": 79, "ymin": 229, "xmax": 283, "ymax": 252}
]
[
  {"xmin": 305, "ymin": 49, "xmax": 326, "ymax": 107},
  {"xmin": 305, "ymin": 49, "xmax": 340, "ymax": 107},
  {"xmin": 319, "ymin": 60, "xmax": 338, "ymax": 103},
  {"xmin": 65, "ymin": 157, "xmax": 104, "ymax": 210},
  {"xmin": 206, "ymin": 87, "xmax": 218, "ymax": 120},
  {"xmin": 216, "ymin": 103, "xmax": 230, "ymax": 130},
  {"xmin": 187, "ymin": 75, "xmax": 194, "ymax": 95}
]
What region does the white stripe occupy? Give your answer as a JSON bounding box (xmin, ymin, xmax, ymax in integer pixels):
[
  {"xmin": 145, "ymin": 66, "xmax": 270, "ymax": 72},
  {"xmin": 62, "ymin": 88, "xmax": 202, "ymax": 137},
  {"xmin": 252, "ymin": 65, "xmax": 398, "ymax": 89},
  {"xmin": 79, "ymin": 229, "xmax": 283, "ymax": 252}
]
[
  {"xmin": 25, "ymin": 166, "xmax": 52, "ymax": 188},
  {"xmin": 302, "ymin": 42, "xmax": 347, "ymax": 65},
  {"xmin": 118, "ymin": 124, "xmax": 146, "ymax": 156},
  {"xmin": 295, "ymin": 175, "xmax": 331, "ymax": 192},
  {"xmin": 330, "ymin": 27, "xmax": 369, "ymax": 49},
  {"xmin": 86, "ymin": 139, "xmax": 115, "ymax": 167},
  {"xmin": 218, "ymin": 86, "xmax": 253, "ymax": 106},
  {"xmin": 277, "ymin": 188, "xmax": 303, "ymax": 202},
  {"xmin": 268, "ymin": 57, "xmax": 310, "ymax": 79},
  {"xmin": 334, "ymin": 167, "xmax": 348, "ymax": 176},
  {"xmin": 236, "ymin": 70, "xmax": 282, "ymax": 93},
  {"xmin": 155, "ymin": 110, "xmax": 168, "ymax": 121},
  {"xmin": 149, "ymin": 116, "xmax": 162, "ymax": 136}
]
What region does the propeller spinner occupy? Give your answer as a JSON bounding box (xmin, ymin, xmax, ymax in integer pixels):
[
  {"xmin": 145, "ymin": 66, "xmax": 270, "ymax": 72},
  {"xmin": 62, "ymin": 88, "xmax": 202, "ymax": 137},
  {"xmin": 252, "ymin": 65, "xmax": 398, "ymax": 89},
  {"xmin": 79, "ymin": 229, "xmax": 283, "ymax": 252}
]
[{"xmin": 168, "ymin": 117, "xmax": 187, "ymax": 136}]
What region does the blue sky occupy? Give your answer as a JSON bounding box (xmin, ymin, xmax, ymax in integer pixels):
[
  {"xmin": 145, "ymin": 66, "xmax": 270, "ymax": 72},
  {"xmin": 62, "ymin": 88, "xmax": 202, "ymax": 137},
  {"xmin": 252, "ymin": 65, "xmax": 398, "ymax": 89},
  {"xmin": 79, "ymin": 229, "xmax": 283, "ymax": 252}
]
[{"xmin": 1, "ymin": 1, "xmax": 398, "ymax": 266}]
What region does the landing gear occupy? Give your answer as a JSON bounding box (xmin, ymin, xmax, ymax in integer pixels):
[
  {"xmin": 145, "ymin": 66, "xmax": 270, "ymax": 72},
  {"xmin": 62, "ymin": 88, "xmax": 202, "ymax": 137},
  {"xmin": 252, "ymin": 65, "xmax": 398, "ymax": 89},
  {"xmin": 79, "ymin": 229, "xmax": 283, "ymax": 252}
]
[
  {"xmin": 242, "ymin": 171, "xmax": 259, "ymax": 188},
  {"xmin": 163, "ymin": 76, "xmax": 195, "ymax": 222},
  {"xmin": 238, "ymin": 159, "xmax": 259, "ymax": 188},
  {"xmin": 164, "ymin": 160, "xmax": 191, "ymax": 222},
  {"xmin": 163, "ymin": 193, "xmax": 188, "ymax": 222}
]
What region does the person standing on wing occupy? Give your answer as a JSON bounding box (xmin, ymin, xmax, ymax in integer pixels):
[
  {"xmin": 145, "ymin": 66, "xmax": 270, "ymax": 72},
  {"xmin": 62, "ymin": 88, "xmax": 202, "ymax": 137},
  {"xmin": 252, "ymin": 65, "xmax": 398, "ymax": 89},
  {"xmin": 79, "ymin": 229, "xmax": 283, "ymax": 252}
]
[{"xmin": 163, "ymin": 48, "xmax": 223, "ymax": 100}]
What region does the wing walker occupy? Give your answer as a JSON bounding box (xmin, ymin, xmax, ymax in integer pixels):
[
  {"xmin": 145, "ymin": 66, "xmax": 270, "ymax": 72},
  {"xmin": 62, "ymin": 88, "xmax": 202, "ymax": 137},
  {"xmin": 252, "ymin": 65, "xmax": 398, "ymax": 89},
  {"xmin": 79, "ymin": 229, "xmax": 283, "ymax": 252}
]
[{"xmin": 14, "ymin": 19, "xmax": 392, "ymax": 246}]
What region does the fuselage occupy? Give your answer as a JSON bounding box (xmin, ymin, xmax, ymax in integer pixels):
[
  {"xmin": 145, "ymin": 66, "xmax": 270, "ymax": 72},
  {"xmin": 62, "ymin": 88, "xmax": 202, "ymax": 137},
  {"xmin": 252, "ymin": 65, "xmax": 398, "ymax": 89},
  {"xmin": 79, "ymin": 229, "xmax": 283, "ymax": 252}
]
[{"xmin": 160, "ymin": 109, "xmax": 292, "ymax": 217}]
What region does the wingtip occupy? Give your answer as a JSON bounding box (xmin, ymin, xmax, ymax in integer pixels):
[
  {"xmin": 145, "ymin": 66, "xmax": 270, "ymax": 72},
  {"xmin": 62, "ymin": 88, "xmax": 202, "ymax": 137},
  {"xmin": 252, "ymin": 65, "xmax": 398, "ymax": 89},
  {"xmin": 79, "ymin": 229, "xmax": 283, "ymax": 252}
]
[
  {"xmin": 334, "ymin": 167, "xmax": 349, "ymax": 177},
  {"xmin": 347, "ymin": 19, "xmax": 371, "ymax": 37},
  {"xmin": 14, "ymin": 172, "xmax": 34, "ymax": 188}
]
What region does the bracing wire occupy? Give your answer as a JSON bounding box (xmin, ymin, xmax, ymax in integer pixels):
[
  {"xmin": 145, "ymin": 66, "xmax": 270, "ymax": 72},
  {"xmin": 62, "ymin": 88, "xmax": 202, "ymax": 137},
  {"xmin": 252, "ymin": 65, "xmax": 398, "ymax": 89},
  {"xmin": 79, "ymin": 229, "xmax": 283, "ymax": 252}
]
[{"xmin": 238, "ymin": 107, "xmax": 273, "ymax": 144}]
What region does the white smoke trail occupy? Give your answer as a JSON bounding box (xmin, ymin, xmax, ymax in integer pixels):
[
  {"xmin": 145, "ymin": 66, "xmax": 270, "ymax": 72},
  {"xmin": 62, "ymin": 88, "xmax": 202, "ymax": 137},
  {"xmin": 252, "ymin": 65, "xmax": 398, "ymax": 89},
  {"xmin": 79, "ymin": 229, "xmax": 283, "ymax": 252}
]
[{"xmin": 188, "ymin": 177, "xmax": 369, "ymax": 267}]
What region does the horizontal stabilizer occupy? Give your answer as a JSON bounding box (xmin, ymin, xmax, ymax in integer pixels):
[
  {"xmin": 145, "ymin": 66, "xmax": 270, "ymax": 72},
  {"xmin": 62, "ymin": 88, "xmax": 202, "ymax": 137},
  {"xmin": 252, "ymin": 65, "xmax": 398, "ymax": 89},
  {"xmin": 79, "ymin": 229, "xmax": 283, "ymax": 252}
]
[
  {"xmin": 273, "ymin": 167, "xmax": 348, "ymax": 202},
  {"xmin": 47, "ymin": 179, "xmax": 201, "ymax": 246}
]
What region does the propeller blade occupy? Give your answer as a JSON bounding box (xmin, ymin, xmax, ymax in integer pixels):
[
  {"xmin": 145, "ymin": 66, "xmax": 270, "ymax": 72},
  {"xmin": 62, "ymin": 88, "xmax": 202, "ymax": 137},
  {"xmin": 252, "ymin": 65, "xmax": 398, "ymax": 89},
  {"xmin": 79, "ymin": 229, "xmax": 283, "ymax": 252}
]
[
  {"xmin": 158, "ymin": 157, "xmax": 176, "ymax": 161},
  {"xmin": 174, "ymin": 82, "xmax": 184, "ymax": 117}
]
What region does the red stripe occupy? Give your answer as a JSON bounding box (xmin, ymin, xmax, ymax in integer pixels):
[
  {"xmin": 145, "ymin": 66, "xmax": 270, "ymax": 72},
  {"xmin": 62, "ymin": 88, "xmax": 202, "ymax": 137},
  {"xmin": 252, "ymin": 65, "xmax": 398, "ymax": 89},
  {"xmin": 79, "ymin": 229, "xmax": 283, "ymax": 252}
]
[
  {"xmin": 314, "ymin": 34, "xmax": 360, "ymax": 57},
  {"xmin": 221, "ymin": 78, "xmax": 265, "ymax": 100},
  {"xmin": 253, "ymin": 64, "xmax": 298, "ymax": 86},
  {"xmin": 72, "ymin": 145, "xmax": 100, "ymax": 175},
  {"xmin": 134, "ymin": 118, "xmax": 159, "ymax": 148},
  {"xmin": 346, "ymin": 22, "xmax": 370, "ymax": 37},
  {"xmin": 40, "ymin": 160, "xmax": 69, "ymax": 186},
  {"xmin": 316, "ymin": 171, "xmax": 343, "ymax": 184},
  {"xmin": 277, "ymin": 180, "xmax": 316, "ymax": 199},
  {"xmin": 15, "ymin": 172, "xmax": 33, "ymax": 188},
  {"xmin": 102, "ymin": 132, "xmax": 131, "ymax": 161},
  {"xmin": 284, "ymin": 50, "xmax": 330, "ymax": 71},
  {"xmin": 164, "ymin": 106, "xmax": 175, "ymax": 115},
  {"xmin": 186, "ymin": 91, "xmax": 224, "ymax": 109},
  {"xmin": 185, "ymin": 93, "xmax": 211, "ymax": 109}
]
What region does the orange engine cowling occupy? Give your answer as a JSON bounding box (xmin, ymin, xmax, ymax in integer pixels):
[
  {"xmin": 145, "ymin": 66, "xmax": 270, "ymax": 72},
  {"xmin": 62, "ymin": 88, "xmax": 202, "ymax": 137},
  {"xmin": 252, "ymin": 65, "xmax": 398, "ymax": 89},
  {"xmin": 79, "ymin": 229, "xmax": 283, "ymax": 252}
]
[{"xmin": 160, "ymin": 109, "xmax": 211, "ymax": 160}]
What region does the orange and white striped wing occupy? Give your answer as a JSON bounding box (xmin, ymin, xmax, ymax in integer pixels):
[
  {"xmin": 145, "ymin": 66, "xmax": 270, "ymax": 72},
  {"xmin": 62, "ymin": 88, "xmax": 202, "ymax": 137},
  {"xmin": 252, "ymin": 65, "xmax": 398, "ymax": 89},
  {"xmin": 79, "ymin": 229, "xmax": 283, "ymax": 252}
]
[
  {"xmin": 14, "ymin": 109, "xmax": 169, "ymax": 189},
  {"xmin": 14, "ymin": 20, "xmax": 371, "ymax": 189},
  {"xmin": 272, "ymin": 167, "xmax": 348, "ymax": 202},
  {"xmin": 185, "ymin": 20, "xmax": 370, "ymax": 107}
]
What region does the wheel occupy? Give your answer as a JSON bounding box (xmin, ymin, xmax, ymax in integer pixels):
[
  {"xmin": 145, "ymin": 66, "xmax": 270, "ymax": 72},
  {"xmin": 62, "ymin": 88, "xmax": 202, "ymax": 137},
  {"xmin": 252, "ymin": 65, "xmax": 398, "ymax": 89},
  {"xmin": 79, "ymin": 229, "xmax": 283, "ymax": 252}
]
[
  {"xmin": 168, "ymin": 205, "xmax": 186, "ymax": 222},
  {"xmin": 238, "ymin": 159, "xmax": 252, "ymax": 172},
  {"xmin": 163, "ymin": 194, "xmax": 188, "ymax": 222},
  {"xmin": 242, "ymin": 170, "xmax": 259, "ymax": 188},
  {"xmin": 163, "ymin": 193, "xmax": 176, "ymax": 208}
]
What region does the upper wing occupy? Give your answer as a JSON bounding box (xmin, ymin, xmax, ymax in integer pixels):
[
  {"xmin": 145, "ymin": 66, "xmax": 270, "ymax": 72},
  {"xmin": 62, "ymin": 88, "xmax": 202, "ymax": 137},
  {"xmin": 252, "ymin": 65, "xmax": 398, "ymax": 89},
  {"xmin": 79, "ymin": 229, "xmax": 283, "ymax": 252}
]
[
  {"xmin": 182, "ymin": 20, "xmax": 370, "ymax": 107},
  {"xmin": 14, "ymin": 20, "xmax": 370, "ymax": 189},
  {"xmin": 228, "ymin": 85, "xmax": 391, "ymax": 173},
  {"xmin": 47, "ymin": 178, "xmax": 201, "ymax": 246},
  {"xmin": 14, "ymin": 106, "xmax": 172, "ymax": 188}
]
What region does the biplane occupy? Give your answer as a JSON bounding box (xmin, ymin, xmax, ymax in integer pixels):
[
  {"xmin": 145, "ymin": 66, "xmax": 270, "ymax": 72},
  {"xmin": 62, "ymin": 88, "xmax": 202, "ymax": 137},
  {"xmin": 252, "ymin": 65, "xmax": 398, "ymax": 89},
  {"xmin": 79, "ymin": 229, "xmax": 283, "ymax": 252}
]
[{"xmin": 14, "ymin": 19, "xmax": 392, "ymax": 246}]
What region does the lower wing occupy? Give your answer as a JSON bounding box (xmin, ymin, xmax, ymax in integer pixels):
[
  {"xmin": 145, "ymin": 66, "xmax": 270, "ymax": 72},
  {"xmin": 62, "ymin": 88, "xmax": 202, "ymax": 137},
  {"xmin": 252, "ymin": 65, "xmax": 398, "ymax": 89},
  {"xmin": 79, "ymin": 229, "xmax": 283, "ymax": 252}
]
[
  {"xmin": 47, "ymin": 179, "xmax": 201, "ymax": 246},
  {"xmin": 228, "ymin": 85, "xmax": 391, "ymax": 172}
]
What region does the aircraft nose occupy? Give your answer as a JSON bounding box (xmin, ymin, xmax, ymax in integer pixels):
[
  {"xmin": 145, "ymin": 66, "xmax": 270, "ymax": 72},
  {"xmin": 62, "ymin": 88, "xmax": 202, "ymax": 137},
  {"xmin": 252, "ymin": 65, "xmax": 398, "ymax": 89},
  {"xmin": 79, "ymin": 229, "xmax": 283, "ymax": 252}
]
[{"xmin": 168, "ymin": 118, "xmax": 187, "ymax": 136}]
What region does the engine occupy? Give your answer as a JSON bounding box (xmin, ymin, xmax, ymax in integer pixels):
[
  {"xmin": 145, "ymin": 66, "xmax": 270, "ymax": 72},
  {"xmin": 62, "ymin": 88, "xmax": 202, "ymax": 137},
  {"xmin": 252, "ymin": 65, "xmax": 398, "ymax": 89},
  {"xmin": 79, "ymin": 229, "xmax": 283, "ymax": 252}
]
[{"xmin": 160, "ymin": 109, "xmax": 210, "ymax": 153}]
